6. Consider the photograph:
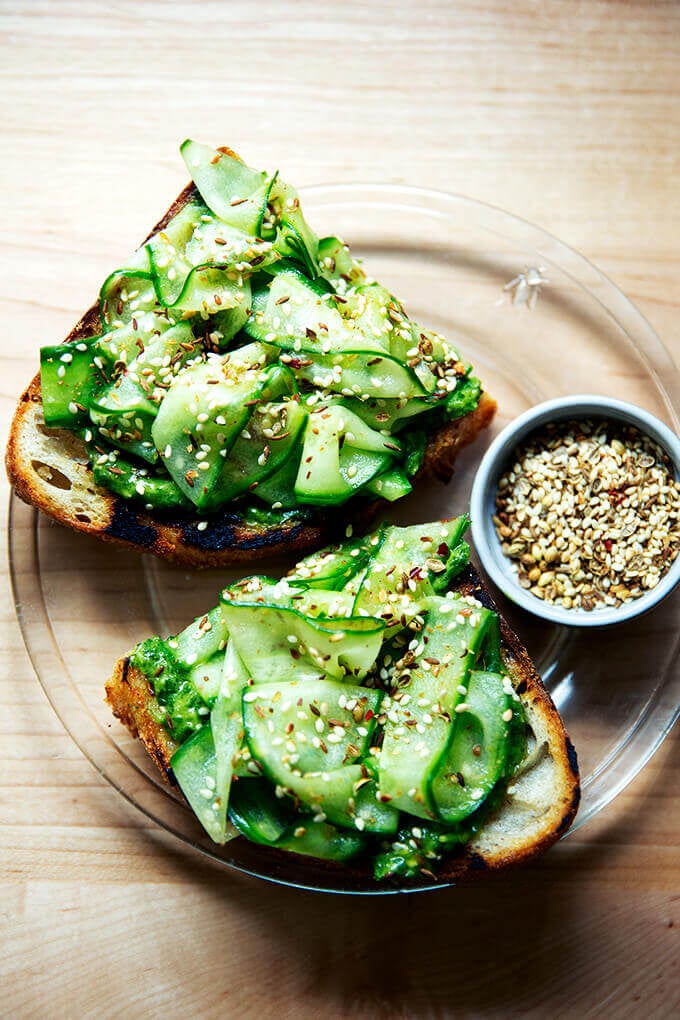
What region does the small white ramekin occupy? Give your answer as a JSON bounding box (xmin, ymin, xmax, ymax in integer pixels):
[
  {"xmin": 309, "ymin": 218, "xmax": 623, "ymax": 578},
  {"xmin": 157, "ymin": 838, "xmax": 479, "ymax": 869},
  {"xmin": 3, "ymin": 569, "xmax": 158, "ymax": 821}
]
[{"xmin": 469, "ymin": 395, "xmax": 680, "ymax": 627}]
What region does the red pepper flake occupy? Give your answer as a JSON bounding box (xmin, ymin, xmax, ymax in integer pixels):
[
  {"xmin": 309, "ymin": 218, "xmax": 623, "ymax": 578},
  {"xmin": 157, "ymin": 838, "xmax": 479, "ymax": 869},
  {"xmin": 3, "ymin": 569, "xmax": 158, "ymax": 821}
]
[{"xmin": 604, "ymin": 538, "xmax": 614, "ymax": 552}]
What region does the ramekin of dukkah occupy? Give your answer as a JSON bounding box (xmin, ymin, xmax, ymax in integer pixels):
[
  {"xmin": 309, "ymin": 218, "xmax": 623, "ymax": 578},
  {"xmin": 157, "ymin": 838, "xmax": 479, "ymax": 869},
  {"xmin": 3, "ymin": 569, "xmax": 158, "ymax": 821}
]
[{"xmin": 470, "ymin": 395, "xmax": 680, "ymax": 627}]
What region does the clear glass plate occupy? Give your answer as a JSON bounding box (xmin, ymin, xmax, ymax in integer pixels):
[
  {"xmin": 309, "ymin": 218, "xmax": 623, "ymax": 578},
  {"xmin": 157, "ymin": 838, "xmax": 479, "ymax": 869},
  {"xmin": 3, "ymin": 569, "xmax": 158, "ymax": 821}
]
[{"xmin": 10, "ymin": 185, "xmax": 680, "ymax": 894}]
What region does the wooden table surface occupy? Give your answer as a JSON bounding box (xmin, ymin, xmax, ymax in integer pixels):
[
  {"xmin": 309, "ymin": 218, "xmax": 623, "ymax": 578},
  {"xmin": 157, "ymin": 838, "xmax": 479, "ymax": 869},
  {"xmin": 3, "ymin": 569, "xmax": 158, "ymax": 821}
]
[{"xmin": 1, "ymin": 2, "xmax": 678, "ymax": 1016}]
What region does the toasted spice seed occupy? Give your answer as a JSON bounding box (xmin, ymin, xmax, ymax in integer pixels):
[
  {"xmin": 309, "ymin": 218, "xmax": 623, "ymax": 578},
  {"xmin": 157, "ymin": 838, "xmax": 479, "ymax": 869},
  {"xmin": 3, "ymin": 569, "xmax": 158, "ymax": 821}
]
[{"xmin": 494, "ymin": 419, "xmax": 680, "ymax": 611}]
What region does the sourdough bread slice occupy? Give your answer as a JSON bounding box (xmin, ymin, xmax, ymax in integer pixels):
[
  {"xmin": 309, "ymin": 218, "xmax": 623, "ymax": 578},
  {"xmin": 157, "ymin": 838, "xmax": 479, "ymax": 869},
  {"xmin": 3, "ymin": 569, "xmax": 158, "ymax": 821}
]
[
  {"xmin": 105, "ymin": 564, "xmax": 579, "ymax": 883},
  {"xmin": 6, "ymin": 156, "xmax": 497, "ymax": 567}
]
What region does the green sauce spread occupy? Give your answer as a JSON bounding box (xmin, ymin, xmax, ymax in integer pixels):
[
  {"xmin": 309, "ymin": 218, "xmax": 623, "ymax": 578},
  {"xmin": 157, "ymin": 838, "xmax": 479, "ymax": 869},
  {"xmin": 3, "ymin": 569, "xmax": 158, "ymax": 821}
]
[{"xmin": 131, "ymin": 637, "xmax": 207, "ymax": 743}]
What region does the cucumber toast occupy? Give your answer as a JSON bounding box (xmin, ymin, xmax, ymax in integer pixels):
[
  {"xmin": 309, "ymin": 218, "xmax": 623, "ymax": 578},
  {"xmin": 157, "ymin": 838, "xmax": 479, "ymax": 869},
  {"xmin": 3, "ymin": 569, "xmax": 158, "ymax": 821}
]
[
  {"xmin": 6, "ymin": 142, "xmax": 495, "ymax": 566},
  {"xmin": 106, "ymin": 518, "xmax": 580, "ymax": 885}
]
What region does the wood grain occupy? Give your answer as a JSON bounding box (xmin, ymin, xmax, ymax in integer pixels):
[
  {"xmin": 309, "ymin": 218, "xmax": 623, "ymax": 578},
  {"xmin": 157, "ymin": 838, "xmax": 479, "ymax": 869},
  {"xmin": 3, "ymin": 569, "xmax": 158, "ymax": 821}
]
[{"xmin": 1, "ymin": 1, "xmax": 678, "ymax": 1016}]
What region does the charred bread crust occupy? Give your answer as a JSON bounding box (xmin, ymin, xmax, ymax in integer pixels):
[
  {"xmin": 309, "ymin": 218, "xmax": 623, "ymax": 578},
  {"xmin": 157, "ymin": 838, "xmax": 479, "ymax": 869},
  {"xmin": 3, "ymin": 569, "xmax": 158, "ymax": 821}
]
[
  {"xmin": 104, "ymin": 563, "xmax": 580, "ymax": 882},
  {"xmin": 6, "ymin": 147, "xmax": 497, "ymax": 567},
  {"xmin": 106, "ymin": 655, "xmax": 178, "ymax": 784}
]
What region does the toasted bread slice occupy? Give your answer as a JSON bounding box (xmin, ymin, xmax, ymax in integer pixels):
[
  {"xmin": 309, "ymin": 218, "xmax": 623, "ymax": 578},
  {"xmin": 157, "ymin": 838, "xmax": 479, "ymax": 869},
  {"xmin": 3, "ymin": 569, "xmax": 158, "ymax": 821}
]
[
  {"xmin": 105, "ymin": 564, "xmax": 579, "ymax": 883},
  {"xmin": 6, "ymin": 155, "xmax": 497, "ymax": 567}
]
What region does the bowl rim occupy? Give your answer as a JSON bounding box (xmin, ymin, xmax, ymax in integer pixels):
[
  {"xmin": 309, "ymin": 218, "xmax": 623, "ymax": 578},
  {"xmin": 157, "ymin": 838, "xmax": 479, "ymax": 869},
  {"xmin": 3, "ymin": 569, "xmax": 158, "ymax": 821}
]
[{"xmin": 470, "ymin": 393, "xmax": 680, "ymax": 628}]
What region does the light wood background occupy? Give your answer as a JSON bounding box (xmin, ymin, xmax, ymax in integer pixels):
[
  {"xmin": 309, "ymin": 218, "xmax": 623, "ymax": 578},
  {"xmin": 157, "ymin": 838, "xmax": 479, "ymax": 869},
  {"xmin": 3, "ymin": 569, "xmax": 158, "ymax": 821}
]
[{"xmin": 1, "ymin": 2, "xmax": 678, "ymax": 1016}]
